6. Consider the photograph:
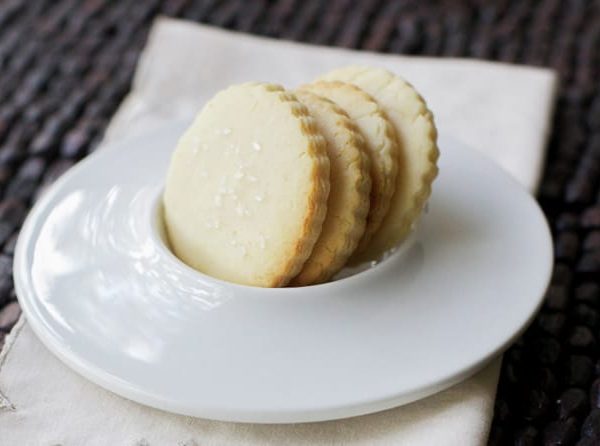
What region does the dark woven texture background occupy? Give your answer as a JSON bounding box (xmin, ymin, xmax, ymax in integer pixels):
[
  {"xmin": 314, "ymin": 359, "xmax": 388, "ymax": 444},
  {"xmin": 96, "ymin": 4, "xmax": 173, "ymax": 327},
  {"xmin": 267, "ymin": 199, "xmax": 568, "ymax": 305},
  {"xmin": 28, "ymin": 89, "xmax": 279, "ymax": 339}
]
[{"xmin": 0, "ymin": 0, "xmax": 599, "ymax": 444}]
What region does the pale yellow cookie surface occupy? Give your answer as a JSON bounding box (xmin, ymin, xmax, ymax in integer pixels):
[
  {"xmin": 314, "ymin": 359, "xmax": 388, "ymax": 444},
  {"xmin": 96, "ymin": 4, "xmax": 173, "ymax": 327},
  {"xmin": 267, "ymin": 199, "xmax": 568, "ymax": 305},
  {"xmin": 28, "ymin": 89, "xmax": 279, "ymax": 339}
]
[
  {"xmin": 163, "ymin": 83, "xmax": 330, "ymax": 287},
  {"xmin": 318, "ymin": 66, "xmax": 439, "ymax": 262},
  {"xmin": 300, "ymin": 81, "xmax": 398, "ymax": 254},
  {"xmin": 291, "ymin": 91, "xmax": 371, "ymax": 286}
]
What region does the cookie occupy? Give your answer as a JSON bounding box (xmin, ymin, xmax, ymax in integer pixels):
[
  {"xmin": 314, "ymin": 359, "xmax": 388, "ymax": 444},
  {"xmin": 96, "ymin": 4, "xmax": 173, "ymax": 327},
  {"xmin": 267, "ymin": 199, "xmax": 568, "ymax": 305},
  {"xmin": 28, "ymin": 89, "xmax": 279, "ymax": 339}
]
[
  {"xmin": 291, "ymin": 90, "xmax": 371, "ymax": 286},
  {"xmin": 318, "ymin": 66, "xmax": 439, "ymax": 262},
  {"xmin": 163, "ymin": 83, "xmax": 330, "ymax": 287},
  {"xmin": 300, "ymin": 81, "xmax": 398, "ymax": 254}
]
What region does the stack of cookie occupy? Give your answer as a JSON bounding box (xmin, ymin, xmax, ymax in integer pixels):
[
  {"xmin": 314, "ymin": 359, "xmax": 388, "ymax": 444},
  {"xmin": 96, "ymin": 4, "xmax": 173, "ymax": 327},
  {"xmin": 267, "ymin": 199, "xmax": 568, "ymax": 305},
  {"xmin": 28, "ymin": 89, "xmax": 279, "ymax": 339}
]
[{"xmin": 163, "ymin": 66, "xmax": 439, "ymax": 287}]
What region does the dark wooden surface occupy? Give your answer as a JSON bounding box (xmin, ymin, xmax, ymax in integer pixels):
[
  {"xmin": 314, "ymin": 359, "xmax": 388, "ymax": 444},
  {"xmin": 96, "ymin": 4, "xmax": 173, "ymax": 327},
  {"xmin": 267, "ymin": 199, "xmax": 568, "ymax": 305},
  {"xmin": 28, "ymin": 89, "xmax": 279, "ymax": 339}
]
[{"xmin": 0, "ymin": 1, "xmax": 599, "ymax": 444}]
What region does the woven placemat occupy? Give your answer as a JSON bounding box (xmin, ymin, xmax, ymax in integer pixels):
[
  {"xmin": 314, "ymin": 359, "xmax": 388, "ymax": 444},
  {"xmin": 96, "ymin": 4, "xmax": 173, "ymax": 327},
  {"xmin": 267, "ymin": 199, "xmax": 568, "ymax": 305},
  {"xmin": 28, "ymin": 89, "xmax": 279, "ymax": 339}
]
[{"xmin": 0, "ymin": 1, "xmax": 598, "ymax": 444}]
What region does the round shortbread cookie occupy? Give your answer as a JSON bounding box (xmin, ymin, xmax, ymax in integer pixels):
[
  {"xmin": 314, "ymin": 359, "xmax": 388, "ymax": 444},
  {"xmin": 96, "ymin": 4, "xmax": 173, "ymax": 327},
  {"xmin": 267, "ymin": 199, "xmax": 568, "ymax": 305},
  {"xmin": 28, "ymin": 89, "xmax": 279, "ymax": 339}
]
[
  {"xmin": 300, "ymin": 81, "xmax": 398, "ymax": 254},
  {"xmin": 318, "ymin": 66, "xmax": 439, "ymax": 262},
  {"xmin": 291, "ymin": 90, "xmax": 371, "ymax": 286},
  {"xmin": 163, "ymin": 83, "xmax": 330, "ymax": 287}
]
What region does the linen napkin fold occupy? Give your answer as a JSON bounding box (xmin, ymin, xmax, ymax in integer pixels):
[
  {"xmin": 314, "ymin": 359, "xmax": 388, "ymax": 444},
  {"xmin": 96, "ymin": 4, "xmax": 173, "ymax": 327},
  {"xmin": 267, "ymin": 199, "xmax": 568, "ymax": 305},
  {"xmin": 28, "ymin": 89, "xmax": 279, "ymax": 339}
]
[{"xmin": 0, "ymin": 17, "xmax": 556, "ymax": 446}]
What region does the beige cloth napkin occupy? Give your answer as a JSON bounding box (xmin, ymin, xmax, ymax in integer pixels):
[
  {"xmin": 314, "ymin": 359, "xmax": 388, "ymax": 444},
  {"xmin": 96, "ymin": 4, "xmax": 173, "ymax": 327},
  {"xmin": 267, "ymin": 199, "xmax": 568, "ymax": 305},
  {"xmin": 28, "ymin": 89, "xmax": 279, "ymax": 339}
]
[{"xmin": 0, "ymin": 17, "xmax": 556, "ymax": 445}]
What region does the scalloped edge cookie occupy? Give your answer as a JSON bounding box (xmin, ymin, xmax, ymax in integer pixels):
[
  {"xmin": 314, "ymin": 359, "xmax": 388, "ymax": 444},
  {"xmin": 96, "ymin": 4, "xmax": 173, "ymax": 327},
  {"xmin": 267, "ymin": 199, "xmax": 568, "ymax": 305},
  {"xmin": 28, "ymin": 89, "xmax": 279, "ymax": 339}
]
[
  {"xmin": 163, "ymin": 83, "xmax": 330, "ymax": 287},
  {"xmin": 317, "ymin": 66, "xmax": 439, "ymax": 263},
  {"xmin": 291, "ymin": 90, "xmax": 371, "ymax": 285},
  {"xmin": 300, "ymin": 81, "xmax": 398, "ymax": 254}
]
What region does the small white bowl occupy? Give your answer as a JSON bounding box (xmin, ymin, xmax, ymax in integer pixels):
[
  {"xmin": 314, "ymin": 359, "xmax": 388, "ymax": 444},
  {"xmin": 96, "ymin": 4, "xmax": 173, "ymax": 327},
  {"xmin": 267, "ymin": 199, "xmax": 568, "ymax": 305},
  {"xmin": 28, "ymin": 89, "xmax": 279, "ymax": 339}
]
[{"xmin": 14, "ymin": 123, "xmax": 552, "ymax": 423}]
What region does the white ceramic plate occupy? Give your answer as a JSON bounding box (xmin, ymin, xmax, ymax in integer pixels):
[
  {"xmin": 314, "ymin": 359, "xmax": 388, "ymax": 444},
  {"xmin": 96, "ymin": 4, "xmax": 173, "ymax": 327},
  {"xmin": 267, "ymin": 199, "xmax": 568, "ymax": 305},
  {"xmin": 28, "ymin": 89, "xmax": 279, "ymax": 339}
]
[{"xmin": 14, "ymin": 123, "xmax": 552, "ymax": 423}]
